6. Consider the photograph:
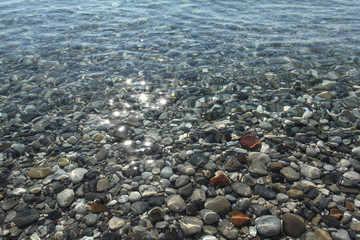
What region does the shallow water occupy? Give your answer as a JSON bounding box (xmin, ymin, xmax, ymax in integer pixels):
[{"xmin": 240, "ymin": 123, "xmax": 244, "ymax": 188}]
[{"xmin": 1, "ymin": 0, "xmax": 360, "ymax": 90}]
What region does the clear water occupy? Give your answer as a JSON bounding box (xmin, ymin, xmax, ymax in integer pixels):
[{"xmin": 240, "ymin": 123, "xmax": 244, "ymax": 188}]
[{"xmin": 1, "ymin": 0, "xmax": 359, "ymax": 87}]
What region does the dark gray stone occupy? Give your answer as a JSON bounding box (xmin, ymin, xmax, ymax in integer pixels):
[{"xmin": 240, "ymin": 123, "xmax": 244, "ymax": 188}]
[
  {"xmin": 13, "ymin": 208, "xmax": 40, "ymax": 228},
  {"xmin": 253, "ymin": 185, "xmax": 276, "ymax": 199}
]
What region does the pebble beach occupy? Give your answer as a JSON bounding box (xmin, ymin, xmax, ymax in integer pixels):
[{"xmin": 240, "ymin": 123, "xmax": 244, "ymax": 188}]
[{"xmin": 0, "ymin": 0, "xmax": 360, "ymax": 239}]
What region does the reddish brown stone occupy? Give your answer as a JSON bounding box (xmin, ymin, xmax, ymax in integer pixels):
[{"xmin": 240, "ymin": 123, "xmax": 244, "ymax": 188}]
[
  {"xmin": 240, "ymin": 134, "xmax": 261, "ymax": 150},
  {"xmin": 210, "ymin": 172, "xmax": 230, "ymax": 187},
  {"xmin": 238, "ymin": 154, "xmax": 248, "ymax": 164},
  {"xmin": 231, "ymin": 211, "xmax": 250, "ymax": 227},
  {"xmin": 346, "ymin": 200, "xmax": 354, "ymax": 211},
  {"xmin": 91, "ymin": 201, "xmax": 108, "ymax": 213},
  {"xmin": 330, "ymin": 208, "xmax": 344, "ymax": 220}
]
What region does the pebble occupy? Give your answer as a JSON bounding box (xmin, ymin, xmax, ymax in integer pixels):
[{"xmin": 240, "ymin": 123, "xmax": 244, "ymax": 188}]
[
  {"xmin": 84, "ymin": 213, "xmax": 98, "ymax": 226},
  {"xmin": 314, "ymin": 229, "xmax": 332, "ymax": 240},
  {"xmin": 204, "ymin": 196, "xmax": 231, "ymax": 215},
  {"xmin": 108, "ymin": 217, "xmax": 125, "ymax": 230},
  {"xmin": 160, "ymin": 166, "xmax": 173, "ymax": 179},
  {"xmin": 248, "ymin": 159, "xmax": 267, "ymax": 175},
  {"xmin": 165, "ymin": 194, "xmax": 186, "ymax": 213},
  {"xmin": 180, "ymin": 217, "xmax": 203, "ymax": 236},
  {"xmin": 57, "ymin": 189, "xmax": 75, "ymax": 207},
  {"xmin": 283, "ymin": 213, "xmax": 306, "ymax": 238},
  {"xmin": 13, "ymin": 208, "xmax": 40, "ymax": 228},
  {"xmin": 253, "ymin": 185, "xmax": 276, "ymax": 199},
  {"xmin": 231, "ymin": 182, "xmax": 252, "ymax": 197},
  {"xmin": 200, "ymin": 209, "xmax": 220, "ymax": 225},
  {"xmin": 28, "ymin": 164, "xmax": 52, "ymax": 179},
  {"xmin": 70, "ymin": 168, "xmax": 88, "ymax": 183},
  {"xmin": 331, "ymin": 229, "xmax": 351, "ymax": 240},
  {"xmin": 255, "ymin": 215, "xmax": 281, "ymax": 237},
  {"xmin": 280, "ymin": 166, "xmax": 300, "ymax": 180},
  {"xmin": 300, "ymin": 164, "xmax": 322, "ymax": 179}
]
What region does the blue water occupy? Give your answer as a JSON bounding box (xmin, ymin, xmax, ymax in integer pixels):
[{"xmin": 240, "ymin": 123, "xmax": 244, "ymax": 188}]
[{"xmin": 0, "ymin": 0, "xmax": 360, "ymax": 88}]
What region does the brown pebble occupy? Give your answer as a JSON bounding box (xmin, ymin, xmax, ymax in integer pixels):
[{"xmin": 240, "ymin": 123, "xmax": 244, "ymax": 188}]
[
  {"xmin": 270, "ymin": 162, "xmax": 283, "ymax": 171},
  {"xmin": 231, "ymin": 211, "xmax": 250, "ymax": 227},
  {"xmin": 94, "ymin": 134, "xmax": 103, "ymax": 141},
  {"xmin": 240, "ymin": 134, "xmax": 261, "ymax": 150},
  {"xmin": 345, "ymin": 200, "xmax": 354, "ymax": 211},
  {"xmin": 238, "ymin": 154, "xmax": 248, "ymax": 164},
  {"xmin": 91, "ymin": 201, "xmax": 108, "ymax": 213},
  {"xmin": 210, "ymin": 172, "xmax": 230, "ymax": 187},
  {"xmin": 330, "ymin": 208, "xmax": 344, "ymax": 220},
  {"xmin": 313, "ymin": 229, "xmax": 332, "ymax": 240}
]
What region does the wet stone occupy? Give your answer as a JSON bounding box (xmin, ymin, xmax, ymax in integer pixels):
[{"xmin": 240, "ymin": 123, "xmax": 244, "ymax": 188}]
[
  {"xmin": 108, "ymin": 217, "xmax": 125, "ymax": 231},
  {"xmin": 218, "ymin": 221, "xmax": 238, "ymax": 240},
  {"xmin": 96, "ymin": 148, "xmax": 108, "ymax": 161},
  {"xmin": 131, "ymin": 201, "xmax": 149, "ymax": 215},
  {"xmin": 160, "ymin": 166, "xmax": 173, "ymax": 179},
  {"xmin": 70, "ymin": 168, "xmax": 88, "ymax": 183},
  {"xmin": 231, "ymin": 182, "xmax": 252, "ymax": 197},
  {"xmin": 57, "ymin": 189, "xmax": 75, "ymax": 207},
  {"xmin": 180, "ymin": 216, "xmax": 203, "ymax": 236},
  {"xmin": 204, "ymin": 196, "xmax": 231, "ymax": 215},
  {"xmin": 331, "ymin": 229, "xmax": 351, "ymax": 240},
  {"xmin": 166, "ymin": 194, "xmax": 186, "ymax": 213},
  {"xmin": 322, "ymin": 215, "xmax": 340, "ymax": 228},
  {"xmin": 200, "ymin": 209, "xmax": 220, "ymax": 225},
  {"xmin": 280, "ymin": 166, "xmax": 300, "ymax": 181},
  {"xmin": 28, "ymin": 164, "xmax": 52, "ymax": 179},
  {"xmin": 231, "ymin": 211, "xmax": 250, "ymax": 227},
  {"xmin": 84, "ymin": 213, "xmax": 98, "ymax": 226},
  {"xmin": 256, "ymin": 215, "xmax": 281, "ymax": 237},
  {"xmin": 253, "ymin": 185, "xmax": 276, "ymax": 200},
  {"xmin": 283, "ymin": 213, "xmax": 306, "ymax": 238},
  {"xmin": 189, "ymin": 152, "xmax": 208, "ymax": 167},
  {"xmin": 248, "ymin": 159, "xmax": 267, "ymax": 175},
  {"xmin": 300, "ymin": 164, "xmax": 322, "ymax": 179},
  {"xmin": 0, "ymin": 198, "xmax": 18, "ymax": 211},
  {"xmin": 286, "ymin": 189, "xmax": 304, "ymax": 199},
  {"xmin": 97, "ymin": 178, "xmax": 109, "ymax": 192},
  {"xmin": 13, "ymin": 208, "xmax": 40, "ymax": 228},
  {"xmin": 314, "ymin": 229, "xmax": 332, "ymax": 240}
]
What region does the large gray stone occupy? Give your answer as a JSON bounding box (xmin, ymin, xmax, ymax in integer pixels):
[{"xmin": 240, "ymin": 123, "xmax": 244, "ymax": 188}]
[
  {"xmin": 165, "ymin": 194, "xmax": 186, "ymax": 213},
  {"xmin": 13, "ymin": 209, "xmax": 40, "ymax": 228},
  {"xmin": 180, "ymin": 217, "xmax": 203, "ymax": 236},
  {"xmin": 204, "ymin": 196, "xmax": 231, "ymax": 215},
  {"xmin": 231, "ymin": 182, "xmax": 252, "ymax": 197},
  {"xmin": 57, "ymin": 189, "xmax": 75, "ymax": 207},
  {"xmin": 256, "ymin": 215, "xmax": 281, "ymax": 237},
  {"xmin": 300, "ymin": 164, "xmax": 322, "ymax": 179}
]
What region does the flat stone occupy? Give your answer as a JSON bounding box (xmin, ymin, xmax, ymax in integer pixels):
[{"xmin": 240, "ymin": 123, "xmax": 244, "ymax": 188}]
[
  {"xmin": 97, "ymin": 178, "xmax": 109, "ymax": 192},
  {"xmin": 276, "ymin": 193, "xmax": 289, "ymax": 203},
  {"xmin": 190, "ymin": 189, "xmax": 207, "ymax": 204},
  {"xmin": 225, "ymin": 156, "xmax": 243, "ymax": 172},
  {"xmin": 231, "ymin": 182, "xmax": 252, "ymax": 197},
  {"xmin": 314, "ymin": 229, "xmax": 332, "ymax": 240},
  {"xmin": 165, "ymin": 194, "xmax": 186, "ymax": 213},
  {"xmin": 148, "ymin": 207, "xmax": 164, "ymax": 223},
  {"xmin": 189, "ymin": 152, "xmax": 209, "ymax": 167},
  {"xmin": 331, "ymin": 229, "xmax": 351, "ymax": 240},
  {"xmin": 231, "ymin": 211, "xmax": 250, "ymax": 227},
  {"xmin": 240, "ymin": 134, "xmax": 261, "ymax": 150},
  {"xmin": 131, "ymin": 201, "xmax": 149, "ymax": 215},
  {"xmin": 180, "ymin": 217, "xmax": 203, "ymax": 236},
  {"xmin": 57, "ymin": 189, "xmax": 75, "ymax": 207},
  {"xmin": 350, "ymin": 218, "xmax": 360, "ymax": 232},
  {"xmin": 70, "ymin": 168, "xmax": 88, "ymax": 183},
  {"xmin": 248, "ymin": 159, "xmax": 267, "ymax": 175},
  {"xmin": 161, "ymin": 137, "xmax": 173, "ymax": 146},
  {"xmin": 259, "ymin": 121, "xmax": 273, "ymax": 131},
  {"xmin": 13, "ymin": 208, "xmax": 40, "ymax": 228},
  {"xmin": 204, "ymin": 196, "xmax": 231, "ymax": 215},
  {"xmin": 210, "ymin": 172, "xmax": 230, "ymax": 187},
  {"xmin": 280, "ymin": 166, "xmax": 300, "ymax": 181},
  {"xmin": 175, "ymin": 175, "xmax": 190, "ymax": 188},
  {"xmin": 200, "ymin": 209, "xmax": 220, "ymax": 225},
  {"xmin": 57, "ymin": 158, "xmax": 70, "ymax": 167},
  {"xmin": 343, "ymin": 171, "xmax": 360, "ymax": 183},
  {"xmin": 28, "ymin": 164, "xmax": 52, "ymax": 179},
  {"xmin": 300, "ymin": 164, "xmax": 322, "ymax": 179},
  {"xmin": 218, "ymin": 221, "xmax": 238, "ymax": 240},
  {"xmin": 256, "ymin": 215, "xmax": 281, "ymax": 237},
  {"xmin": 286, "ymin": 189, "xmax": 304, "ymax": 199},
  {"xmin": 283, "ymin": 213, "xmax": 306, "ymax": 238},
  {"xmin": 108, "ymin": 217, "xmax": 125, "ymax": 231},
  {"xmin": 253, "ymin": 185, "xmax": 276, "ymax": 199},
  {"xmin": 0, "ymin": 198, "xmax": 18, "ymax": 211},
  {"xmin": 322, "ymin": 215, "xmax": 340, "ymax": 228}
]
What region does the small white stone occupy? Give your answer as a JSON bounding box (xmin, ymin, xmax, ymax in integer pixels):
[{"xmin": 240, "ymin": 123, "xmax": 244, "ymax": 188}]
[{"xmin": 108, "ymin": 217, "xmax": 125, "ymax": 230}]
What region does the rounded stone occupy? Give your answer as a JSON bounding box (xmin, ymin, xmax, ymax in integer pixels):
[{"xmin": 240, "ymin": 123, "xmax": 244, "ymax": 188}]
[
  {"xmin": 231, "ymin": 182, "xmax": 252, "ymax": 197},
  {"xmin": 165, "ymin": 194, "xmax": 186, "ymax": 213},
  {"xmin": 129, "ymin": 191, "xmax": 142, "ymax": 202},
  {"xmin": 314, "ymin": 229, "xmax": 332, "ymax": 240},
  {"xmin": 180, "ymin": 217, "xmax": 203, "ymax": 236},
  {"xmin": 276, "ymin": 193, "xmax": 289, "ymax": 203},
  {"xmin": 200, "ymin": 209, "xmax": 220, "ymax": 225},
  {"xmin": 57, "ymin": 189, "xmax": 75, "ymax": 208},
  {"xmin": 204, "ymin": 196, "xmax": 231, "ymax": 215},
  {"xmin": 13, "ymin": 208, "xmax": 40, "ymax": 228},
  {"xmin": 97, "ymin": 178, "xmax": 109, "ymax": 192},
  {"xmin": 57, "ymin": 158, "xmax": 70, "ymax": 167},
  {"xmin": 283, "ymin": 213, "xmax": 306, "ymax": 238},
  {"xmin": 306, "ymin": 147, "xmax": 318, "ymax": 157},
  {"xmin": 259, "ymin": 121, "xmax": 273, "ymax": 131},
  {"xmin": 160, "ymin": 166, "xmax": 173, "ymax": 179},
  {"xmin": 70, "ymin": 168, "xmax": 88, "ymax": 183},
  {"xmin": 84, "ymin": 213, "xmax": 98, "ymax": 226},
  {"xmin": 108, "ymin": 217, "xmax": 125, "ymax": 230},
  {"xmin": 256, "ymin": 215, "xmax": 281, "ymax": 237},
  {"xmin": 286, "ymin": 189, "xmax": 304, "ymax": 199},
  {"xmin": 331, "ymin": 229, "xmax": 351, "ymax": 240}
]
